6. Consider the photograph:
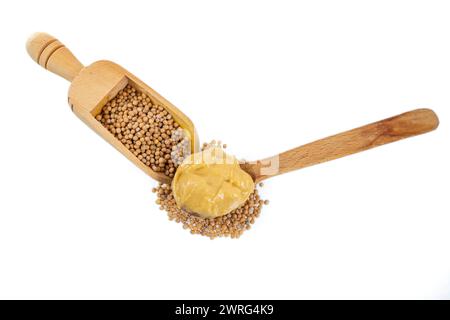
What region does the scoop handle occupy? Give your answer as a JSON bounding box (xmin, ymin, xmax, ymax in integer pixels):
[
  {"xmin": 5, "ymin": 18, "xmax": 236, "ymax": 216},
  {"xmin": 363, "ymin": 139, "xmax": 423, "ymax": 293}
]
[
  {"xmin": 243, "ymin": 109, "xmax": 439, "ymax": 182},
  {"xmin": 26, "ymin": 32, "xmax": 84, "ymax": 81}
]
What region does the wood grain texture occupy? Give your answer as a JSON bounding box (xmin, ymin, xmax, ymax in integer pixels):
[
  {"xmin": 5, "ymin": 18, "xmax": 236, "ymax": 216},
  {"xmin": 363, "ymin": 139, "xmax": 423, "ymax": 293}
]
[
  {"xmin": 27, "ymin": 32, "xmax": 198, "ymax": 183},
  {"xmin": 69, "ymin": 60, "xmax": 199, "ymax": 183},
  {"xmin": 242, "ymin": 109, "xmax": 439, "ymax": 182},
  {"xmin": 26, "ymin": 33, "xmax": 84, "ymax": 81}
]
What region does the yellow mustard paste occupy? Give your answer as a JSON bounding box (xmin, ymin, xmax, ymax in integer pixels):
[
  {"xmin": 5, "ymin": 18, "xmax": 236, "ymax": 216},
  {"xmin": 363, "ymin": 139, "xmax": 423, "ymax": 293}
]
[{"xmin": 172, "ymin": 147, "xmax": 254, "ymax": 218}]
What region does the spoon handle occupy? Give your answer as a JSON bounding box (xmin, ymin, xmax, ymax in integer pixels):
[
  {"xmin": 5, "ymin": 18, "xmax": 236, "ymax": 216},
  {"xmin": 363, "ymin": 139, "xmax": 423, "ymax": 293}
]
[
  {"xmin": 243, "ymin": 108, "xmax": 439, "ymax": 182},
  {"xmin": 26, "ymin": 33, "xmax": 84, "ymax": 82}
]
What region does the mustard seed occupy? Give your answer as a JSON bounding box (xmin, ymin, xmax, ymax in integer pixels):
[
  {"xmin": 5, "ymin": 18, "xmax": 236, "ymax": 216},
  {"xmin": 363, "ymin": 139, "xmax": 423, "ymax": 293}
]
[
  {"xmin": 97, "ymin": 84, "xmax": 189, "ymax": 178},
  {"xmin": 154, "ymin": 183, "xmax": 265, "ymax": 239},
  {"xmin": 153, "ymin": 141, "xmax": 269, "ymax": 239}
]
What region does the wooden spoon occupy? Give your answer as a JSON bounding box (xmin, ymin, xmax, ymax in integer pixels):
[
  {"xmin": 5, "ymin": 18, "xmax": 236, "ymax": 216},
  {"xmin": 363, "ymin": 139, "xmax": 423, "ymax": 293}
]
[
  {"xmin": 241, "ymin": 108, "xmax": 439, "ymax": 183},
  {"xmin": 26, "ymin": 32, "xmax": 199, "ymax": 183}
]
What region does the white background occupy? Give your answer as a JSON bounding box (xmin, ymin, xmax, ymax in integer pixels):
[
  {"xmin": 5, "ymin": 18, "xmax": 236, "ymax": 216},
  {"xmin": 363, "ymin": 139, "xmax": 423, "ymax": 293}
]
[{"xmin": 0, "ymin": 0, "xmax": 449, "ymax": 299}]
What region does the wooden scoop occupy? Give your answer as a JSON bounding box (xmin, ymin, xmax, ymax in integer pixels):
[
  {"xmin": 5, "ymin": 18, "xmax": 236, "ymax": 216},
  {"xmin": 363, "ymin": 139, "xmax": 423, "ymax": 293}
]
[
  {"xmin": 241, "ymin": 109, "xmax": 439, "ymax": 183},
  {"xmin": 26, "ymin": 32, "xmax": 198, "ymax": 183}
]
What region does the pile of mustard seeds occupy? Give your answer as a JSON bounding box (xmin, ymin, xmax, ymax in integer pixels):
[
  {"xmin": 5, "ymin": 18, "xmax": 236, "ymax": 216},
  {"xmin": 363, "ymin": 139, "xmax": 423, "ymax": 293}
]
[
  {"xmin": 153, "ymin": 141, "xmax": 269, "ymax": 239},
  {"xmin": 97, "ymin": 87, "xmax": 268, "ymax": 238},
  {"xmin": 96, "ymin": 84, "xmax": 189, "ymax": 178},
  {"xmin": 153, "ymin": 183, "xmax": 267, "ymax": 239}
]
